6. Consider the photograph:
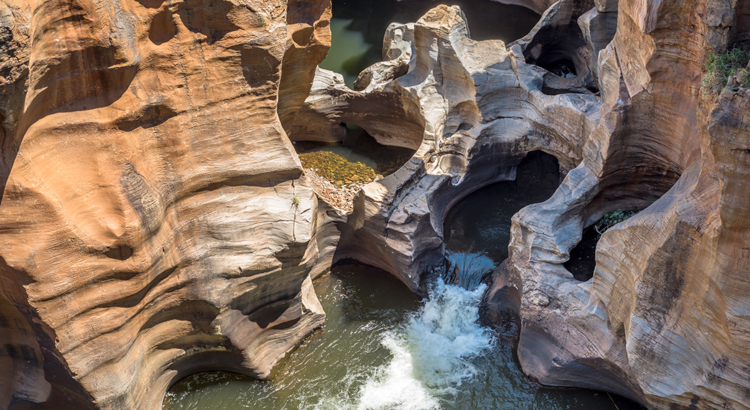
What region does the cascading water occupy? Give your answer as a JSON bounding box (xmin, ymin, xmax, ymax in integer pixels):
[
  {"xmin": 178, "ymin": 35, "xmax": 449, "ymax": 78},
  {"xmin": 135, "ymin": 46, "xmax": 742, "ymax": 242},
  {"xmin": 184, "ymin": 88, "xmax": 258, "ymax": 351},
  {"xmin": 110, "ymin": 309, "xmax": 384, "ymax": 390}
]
[
  {"xmin": 164, "ymin": 152, "xmax": 645, "ymax": 410},
  {"xmin": 353, "ymin": 280, "xmax": 491, "ymax": 409}
]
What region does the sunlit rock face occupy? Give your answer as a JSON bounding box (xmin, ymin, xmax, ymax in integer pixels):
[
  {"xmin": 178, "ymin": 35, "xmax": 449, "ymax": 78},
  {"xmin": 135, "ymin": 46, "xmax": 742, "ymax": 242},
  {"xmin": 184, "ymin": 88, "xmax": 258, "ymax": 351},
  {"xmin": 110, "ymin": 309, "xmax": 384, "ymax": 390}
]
[
  {"xmin": 0, "ymin": 0, "xmax": 330, "ymax": 409},
  {"xmin": 293, "ymin": 0, "xmax": 750, "ymax": 408},
  {"xmin": 506, "ymin": 0, "xmax": 750, "ymax": 408},
  {"xmin": 302, "ymin": 3, "xmax": 599, "ymax": 295}
]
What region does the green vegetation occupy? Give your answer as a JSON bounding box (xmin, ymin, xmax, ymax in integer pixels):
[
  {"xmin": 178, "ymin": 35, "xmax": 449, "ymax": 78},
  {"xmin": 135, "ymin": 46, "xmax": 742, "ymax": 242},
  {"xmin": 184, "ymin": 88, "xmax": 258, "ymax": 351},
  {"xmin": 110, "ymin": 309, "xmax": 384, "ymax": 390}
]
[
  {"xmin": 594, "ymin": 209, "xmax": 635, "ymax": 237},
  {"xmin": 299, "ymin": 151, "xmax": 381, "ymax": 186},
  {"xmin": 702, "ymin": 48, "xmax": 750, "ymax": 91},
  {"xmin": 291, "ymin": 194, "xmax": 300, "ymax": 208}
]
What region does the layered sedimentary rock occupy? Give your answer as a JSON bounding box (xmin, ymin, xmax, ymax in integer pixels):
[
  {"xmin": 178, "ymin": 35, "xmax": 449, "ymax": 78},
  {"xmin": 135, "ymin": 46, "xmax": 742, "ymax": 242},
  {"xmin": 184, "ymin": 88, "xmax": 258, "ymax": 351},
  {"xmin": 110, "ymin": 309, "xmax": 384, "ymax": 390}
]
[
  {"xmin": 500, "ymin": 0, "xmax": 750, "ymax": 408},
  {"xmin": 0, "ymin": 0, "xmax": 330, "ymax": 409}
]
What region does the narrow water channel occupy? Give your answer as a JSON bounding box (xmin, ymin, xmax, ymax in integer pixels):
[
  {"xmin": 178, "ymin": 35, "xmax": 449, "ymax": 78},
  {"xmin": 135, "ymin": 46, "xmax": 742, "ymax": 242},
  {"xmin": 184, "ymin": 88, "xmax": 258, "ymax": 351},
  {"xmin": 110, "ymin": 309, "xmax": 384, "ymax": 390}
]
[{"xmin": 163, "ymin": 152, "xmax": 645, "ymax": 410}]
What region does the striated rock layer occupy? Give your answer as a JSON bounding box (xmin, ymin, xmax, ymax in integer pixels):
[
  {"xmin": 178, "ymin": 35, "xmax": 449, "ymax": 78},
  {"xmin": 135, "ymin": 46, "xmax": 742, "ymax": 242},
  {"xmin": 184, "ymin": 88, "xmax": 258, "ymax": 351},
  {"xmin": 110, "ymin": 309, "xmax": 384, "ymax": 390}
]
[
  {"xmin": 0, "ymin": 0, "xmax": 331, "ymax": 409},
  {"xmin": 499, "ymin": 0, "xmax": 750, "ymax": 409},
  {"xmin": 296, "ymin": 3, "xmax": 601, "ymax": 295},
  {"xmin": 292, "ymin": 1, "xmax": 750, "ymax": 409}
]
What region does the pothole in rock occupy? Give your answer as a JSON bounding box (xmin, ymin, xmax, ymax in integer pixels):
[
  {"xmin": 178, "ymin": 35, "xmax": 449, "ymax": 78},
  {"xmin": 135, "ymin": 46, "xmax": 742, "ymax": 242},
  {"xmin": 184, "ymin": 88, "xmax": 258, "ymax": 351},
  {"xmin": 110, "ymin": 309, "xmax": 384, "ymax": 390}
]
[
  {"xmin": 295, "ymin": 125, "xmax": 415, "ymax": 212},
  {"xmin": 443, "ymin": 151, "xmax": 562, "ymax": 289},
  {"xmin": 321, "ymin": 0, "xmax": 541, "ymax": 88},
  {"xmin": 565, "ymin": 209, "xmax": 638, "ymax": 281}
]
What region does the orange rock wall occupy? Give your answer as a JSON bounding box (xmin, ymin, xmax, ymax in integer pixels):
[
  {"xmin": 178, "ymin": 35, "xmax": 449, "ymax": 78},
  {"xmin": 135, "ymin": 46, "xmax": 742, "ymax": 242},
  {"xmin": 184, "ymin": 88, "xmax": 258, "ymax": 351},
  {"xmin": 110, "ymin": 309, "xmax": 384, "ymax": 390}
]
[{"xmin": 0, "ymin": 0, "xmax": 330, "ymax": 408}]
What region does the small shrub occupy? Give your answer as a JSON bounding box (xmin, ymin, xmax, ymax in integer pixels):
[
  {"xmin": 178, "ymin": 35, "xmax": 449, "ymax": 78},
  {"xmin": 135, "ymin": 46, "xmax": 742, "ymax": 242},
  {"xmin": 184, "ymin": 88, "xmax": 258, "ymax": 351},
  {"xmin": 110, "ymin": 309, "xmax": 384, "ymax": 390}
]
[
  {"xmin": 702, "ymin": 48, "xmax": 750, "ymax": 91},
  {"xmin": 291, "ymin": 195, "xmax": 300, "ymax": 208},
  {"xmin": 594, "ymin": 209, "xmax": 634, "ymax": 237}
]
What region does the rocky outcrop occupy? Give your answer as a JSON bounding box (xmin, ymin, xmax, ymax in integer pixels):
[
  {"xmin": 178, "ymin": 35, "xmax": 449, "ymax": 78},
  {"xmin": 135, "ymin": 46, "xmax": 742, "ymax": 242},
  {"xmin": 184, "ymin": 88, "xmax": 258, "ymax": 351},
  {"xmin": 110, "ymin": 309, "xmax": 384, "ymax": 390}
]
[
  {"xmin": 291, "ymin": 1, "xmax": 750, "ymax": 409},
  {"xmin": 277, "ymin": 0, "xmax": 332, "ymax": 134},
  {"xmin": 299, "ymin": 4, "xmax": 600, "ymax": 294},
  {"xmin": 501, "ymin": 0, "xmax": 750, "ymax": 408},
  {"xmin": 0, "ymin": 0, "xmax": 330, "ymax": 409}
]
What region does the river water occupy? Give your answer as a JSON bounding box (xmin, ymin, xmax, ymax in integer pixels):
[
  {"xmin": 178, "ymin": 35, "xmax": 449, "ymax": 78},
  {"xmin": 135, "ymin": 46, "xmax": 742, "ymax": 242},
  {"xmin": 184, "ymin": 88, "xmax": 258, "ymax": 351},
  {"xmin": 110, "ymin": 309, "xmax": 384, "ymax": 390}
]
[
  {"xmin": 319, "ymin": 0, "xmax": 542, "ymax": 87},
  {"xmin": 163, "ymin": 152, "xmax": 645, "ymax": 410},
  {"xmin": 164, "ymin": 3, "xmax": 646, "ymax": 409}
]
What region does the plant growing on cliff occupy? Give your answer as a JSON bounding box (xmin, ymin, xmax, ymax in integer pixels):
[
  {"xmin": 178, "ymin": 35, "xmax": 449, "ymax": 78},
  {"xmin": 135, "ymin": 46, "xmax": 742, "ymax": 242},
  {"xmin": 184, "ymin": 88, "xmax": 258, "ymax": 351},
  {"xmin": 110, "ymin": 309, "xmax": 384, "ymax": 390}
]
[
  {"xmin": 702, "ymin": 48, "xmax": 750, "ymax": 91},
  {"xmin": 291, "ymin": 194, "xmax": 300, "ymax": 208},
  {"xmin": 594, "ymin": 209, "xmax": 634, "ymax": 237}
]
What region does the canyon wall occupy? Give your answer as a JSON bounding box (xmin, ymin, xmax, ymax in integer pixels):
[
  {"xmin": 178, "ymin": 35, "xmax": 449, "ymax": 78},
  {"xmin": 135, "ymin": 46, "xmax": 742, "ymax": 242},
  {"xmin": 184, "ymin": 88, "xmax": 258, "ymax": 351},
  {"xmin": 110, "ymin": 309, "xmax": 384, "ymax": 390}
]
[
  {"xmin": 495, "ymin": 0, "xmax": 750, "ymax": 408},
  {"xmin": 0, "ymin": 0, "xmax": 330, "ymax": 409},
  {"xmin": 292, "ymin": 1, "xmax": 750, "ymax": 409},
  {"xmin": 2, "ymin": 0, "xmax": 749, "ymax": 409}
]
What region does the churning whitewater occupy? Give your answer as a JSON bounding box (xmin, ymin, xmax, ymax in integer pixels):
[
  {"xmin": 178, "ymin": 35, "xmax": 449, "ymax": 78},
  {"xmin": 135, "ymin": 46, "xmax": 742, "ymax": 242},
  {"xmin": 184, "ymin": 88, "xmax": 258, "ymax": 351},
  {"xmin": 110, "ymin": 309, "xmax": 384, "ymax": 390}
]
[{"xmin": 347, "ymin": 280, "xmax": 493, "ymax": 409}]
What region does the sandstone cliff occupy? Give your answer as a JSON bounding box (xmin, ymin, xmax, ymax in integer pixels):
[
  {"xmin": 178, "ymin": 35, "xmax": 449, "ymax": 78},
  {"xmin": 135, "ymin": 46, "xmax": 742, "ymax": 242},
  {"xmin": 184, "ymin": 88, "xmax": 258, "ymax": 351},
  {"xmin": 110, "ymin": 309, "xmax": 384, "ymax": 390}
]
[
  {"xmin": 0, "ymin": 0, "xmax": 330, "ymax": 409},
  {"xmin": 3, "ymin": 0, "xmax": 750, "ymax": 408},
  {"xmin": 290, "ymin": 1, "xmax": 750, "ymax": 409}
]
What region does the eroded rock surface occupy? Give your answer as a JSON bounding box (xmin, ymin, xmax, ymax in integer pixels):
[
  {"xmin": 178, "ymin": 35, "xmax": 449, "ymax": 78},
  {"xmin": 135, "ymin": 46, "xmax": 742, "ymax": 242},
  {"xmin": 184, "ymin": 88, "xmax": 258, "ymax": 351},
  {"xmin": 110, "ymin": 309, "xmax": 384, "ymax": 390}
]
[
  {"xmin": 299, "ymin": 4, "xmax": 599, "ymax": 294},
  {"xmin": 503, "ymin": 0, "xmax": 750, "ymax": 408},
  {"xmin": 0, "ymin": 0, "xmax": 330, "ymax": 409},
  {"xmin": 293, "ymin": 1, "xmax": 750, "ymax": 409},
  {"xmin": 3, "ymin": 0, "xmax": 750, "ymax": 408}
]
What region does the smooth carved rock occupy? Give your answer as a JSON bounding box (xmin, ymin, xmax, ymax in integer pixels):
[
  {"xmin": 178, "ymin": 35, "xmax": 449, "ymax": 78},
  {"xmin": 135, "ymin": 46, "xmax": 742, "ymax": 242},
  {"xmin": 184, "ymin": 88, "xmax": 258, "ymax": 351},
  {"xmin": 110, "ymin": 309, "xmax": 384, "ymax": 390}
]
[
  {"xmin": 577, "ymin": 8, "xmax": 617, "ymax": 82},
  {"xmin": 308, "ymin": 4, "xmax": 600, "ymax": 294},
  {"xmin": 277, "ymin": 0, "xmax": 332, "ymax": 134},
  {"xmin": 294, "ymin": 1, "xmax": 750, "ymax": 408},
  {"xmin": 290, "ymin": 66, "xmax": 425, "ymax": 149},
  {"xmin": 0, "ymin": 0, "xmax": 331, "ymax": 409},
  {"xmin": 504, "ymin": 0, "xmax": 750, "ymax": 408}
]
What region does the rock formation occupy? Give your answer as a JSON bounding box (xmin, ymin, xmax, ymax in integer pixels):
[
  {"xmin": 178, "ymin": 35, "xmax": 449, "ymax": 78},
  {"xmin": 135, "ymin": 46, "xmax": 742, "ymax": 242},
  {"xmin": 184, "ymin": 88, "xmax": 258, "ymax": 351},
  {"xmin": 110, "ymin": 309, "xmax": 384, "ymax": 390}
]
[
  {"xmin": 298, "ymin": 3, "xmax": 600, "ymax": 295},
  {"xmin": 290, "ymin": 1, "xmax": 750, "ymax": 409},
  {"xmin": 488, "ymin": 0, "xmax": 750, "ymax": 408},
  {"xmin": 2, "ymin": 0, "xmax": 750, "ymax": 408},
  {"xmin": 0, "ymin": 0, "xmax": 331, "ymax": 409}
]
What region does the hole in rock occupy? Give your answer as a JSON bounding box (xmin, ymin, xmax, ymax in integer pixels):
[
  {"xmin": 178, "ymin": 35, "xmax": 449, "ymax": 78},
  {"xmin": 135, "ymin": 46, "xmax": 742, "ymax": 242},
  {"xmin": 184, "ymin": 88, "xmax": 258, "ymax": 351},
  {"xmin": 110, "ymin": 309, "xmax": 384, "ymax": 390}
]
[
  {"xmin": 443, "ymin": 151, "xmax": 561, "ymax": 289},
  {"xmin": 564, "ymin": 226, "xmax": 598, "ymax": 281},
  {"xmin": 321, "ymin": 0, "xmax": 541, "ymax": 87},
  {"xmin": 104, "ymin": 245, "xmax": 134, "ymax": 261},
  {"xmin": 163, "ymin": 259, "xmax": 648, "ymax": 410},
  {"xmin": 545, "ymin": 60, "xmax": 577, "ymax": 78},
  {"xmin": 522, "ymin": 17, "xmax": 599, "ymax": 95},
  {"xmin": 149, "ymin": 9, "xmax": 177, "ymax": 45},
  {"xmin": 294, "ymin": 125, "xmax": 415, "ymax": 210},
  {"xmin": 291, "ymin": 26, "xmax": 314, "ymax": 47},
  {"xmin": 565, "ymin": 209, "xmax": 638, "ymax": 282}
]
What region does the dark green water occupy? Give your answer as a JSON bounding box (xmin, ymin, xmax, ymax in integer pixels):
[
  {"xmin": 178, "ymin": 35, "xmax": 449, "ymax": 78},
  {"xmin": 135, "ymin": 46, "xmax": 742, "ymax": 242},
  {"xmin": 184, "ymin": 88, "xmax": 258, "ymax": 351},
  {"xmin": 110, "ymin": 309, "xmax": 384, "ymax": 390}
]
[{"xmin": 319, "ymin": 0, "xmax": 542, "ymax": 87}]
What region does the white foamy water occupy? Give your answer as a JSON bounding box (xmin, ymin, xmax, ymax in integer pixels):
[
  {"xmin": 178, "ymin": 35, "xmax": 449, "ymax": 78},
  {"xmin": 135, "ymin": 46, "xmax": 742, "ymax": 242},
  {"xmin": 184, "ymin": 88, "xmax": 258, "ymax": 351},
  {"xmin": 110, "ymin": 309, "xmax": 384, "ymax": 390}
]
[{"xmin": 352, "ymin": 280, "xmax": 493, "ymax": 409}]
